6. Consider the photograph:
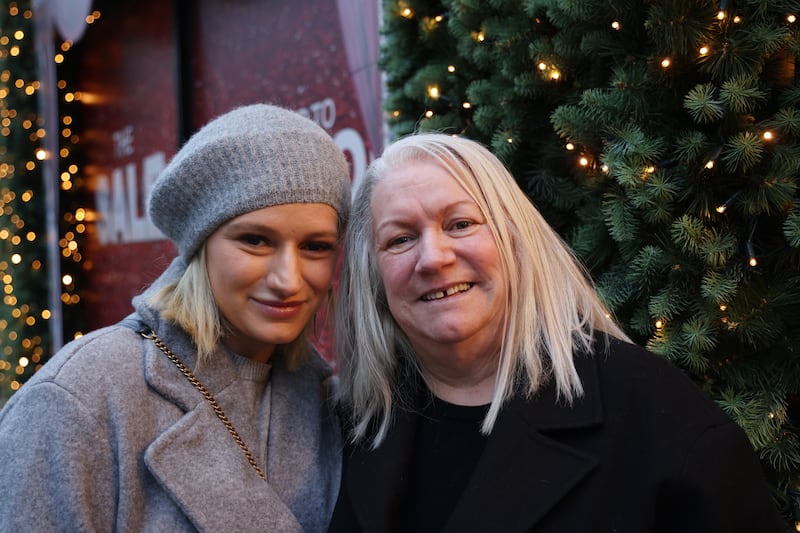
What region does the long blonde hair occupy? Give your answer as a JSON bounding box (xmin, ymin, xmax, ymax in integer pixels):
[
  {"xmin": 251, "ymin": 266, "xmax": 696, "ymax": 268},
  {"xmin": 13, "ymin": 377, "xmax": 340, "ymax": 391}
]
[{"xmin": 335, "ymin": 133, "xmax": 629, "ymax": 447}]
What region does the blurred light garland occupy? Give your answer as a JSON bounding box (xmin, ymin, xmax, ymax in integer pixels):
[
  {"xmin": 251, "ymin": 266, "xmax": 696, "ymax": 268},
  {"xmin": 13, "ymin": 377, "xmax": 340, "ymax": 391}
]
[{"xmin": 0, "ymin": 1, "xmax": 92, "ymax": 403}]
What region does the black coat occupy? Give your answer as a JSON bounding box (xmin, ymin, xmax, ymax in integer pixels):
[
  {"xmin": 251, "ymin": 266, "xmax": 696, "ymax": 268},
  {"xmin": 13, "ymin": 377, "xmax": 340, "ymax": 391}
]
[{"xmin": 329, "ymin": 338, "xmax": 786, "ymax": 532}]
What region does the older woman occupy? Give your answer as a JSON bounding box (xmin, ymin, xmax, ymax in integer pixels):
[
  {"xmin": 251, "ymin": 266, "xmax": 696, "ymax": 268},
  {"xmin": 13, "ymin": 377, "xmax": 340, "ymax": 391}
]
[
  {"xmin": 329, "ymin": 133, "xmax": 784, "ymax": 532},
  {"xmin": 0, "ymin": 104, "xmax": 349, "ymax": 532}
]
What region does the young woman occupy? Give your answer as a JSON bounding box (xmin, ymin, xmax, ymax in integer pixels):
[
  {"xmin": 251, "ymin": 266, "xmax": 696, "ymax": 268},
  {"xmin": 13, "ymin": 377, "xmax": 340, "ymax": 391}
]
[
  {"xmin": 330, "ymin": 133, "xmax": 784, "ymax": 532},
  {"xmin": 0, "ymin": 104, "xmax": 349, "ymax": 532}
]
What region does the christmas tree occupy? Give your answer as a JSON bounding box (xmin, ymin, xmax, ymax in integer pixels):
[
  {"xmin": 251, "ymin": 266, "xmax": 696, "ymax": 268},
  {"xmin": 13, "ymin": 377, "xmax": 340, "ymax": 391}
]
[{"xmin": 381, "ymin": 0, "xmax": 800, "ymax": 523}]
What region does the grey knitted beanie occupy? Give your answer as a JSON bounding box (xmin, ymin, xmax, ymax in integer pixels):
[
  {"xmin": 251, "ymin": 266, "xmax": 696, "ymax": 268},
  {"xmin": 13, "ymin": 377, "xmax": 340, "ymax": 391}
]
[{"xmin": 148, "ymin": 103, "xmax": 351, "ymax": 260}]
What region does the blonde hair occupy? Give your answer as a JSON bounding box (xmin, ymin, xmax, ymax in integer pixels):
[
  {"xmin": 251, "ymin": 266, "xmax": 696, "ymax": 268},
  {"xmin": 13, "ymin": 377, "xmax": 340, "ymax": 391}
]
[
  {"xmin": 148, "ymin": 244, "xmax": 310, "ymax": 367},
  {"xmin": 335, "ymin": 133, "xmax": 629, "ymax": 447}
]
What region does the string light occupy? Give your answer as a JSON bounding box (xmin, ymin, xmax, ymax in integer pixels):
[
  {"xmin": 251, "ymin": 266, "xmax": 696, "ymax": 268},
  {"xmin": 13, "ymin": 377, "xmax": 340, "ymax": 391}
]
[
  {"xmin": 661, "ymin": 58, "xmax": 671, "ymax": 68},
  {"xmin": 705, "ymin": 145, "xmax": 723, "ymax": 170},
  {"xmin": 611, "ymin": 21, "xmax": 621, "ymax": 30},
  {"xmin": 762, "ymin": 130, "xmax": 774, "ymax": 141},
  {"xmin": 716, "ymin": 190, "xmax": 742, "ymax": 213},
  {"xmin": 699, "ymin": 46, "xmax": 709, "ymax": 56},
  {"xmin": 745, "ymin": 218, "xmax": 758, "ymax": 267},
  {"xmin": 788, "ymin": 14, "xmax": 797, "ymax": 24},
  {"xmin": 0, "ymin": 4, "xmax": 93, "ymax": 395}
]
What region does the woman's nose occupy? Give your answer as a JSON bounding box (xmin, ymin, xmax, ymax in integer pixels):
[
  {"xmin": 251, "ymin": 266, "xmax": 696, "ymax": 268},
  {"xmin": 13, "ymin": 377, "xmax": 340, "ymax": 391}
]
[
  {"xmin": 415, "ymin": 231, "xmax": 456, "ymax": 273},
  {"xmin": 266, "ymin": 246, "xmax": 303, "ymax": 295}
]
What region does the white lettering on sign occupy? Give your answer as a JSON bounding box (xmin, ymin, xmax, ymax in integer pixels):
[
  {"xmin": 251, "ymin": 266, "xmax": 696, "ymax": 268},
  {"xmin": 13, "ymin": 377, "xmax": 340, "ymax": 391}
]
[
  {"xmin": 297, "ymin": 97, "xmax": 337, "ymax": 129},
  {"xmin": 298, "ymin": 98, "xmax": 369, "ymax": 188},
  {"xmin": 112, "ymin": 125, "xmax": 135, "ymax": 158},
  {"xmin": 334, "ymin": 127, "xmax": 367, "ymax": 193},
  {"xmin": 95, "ymin": 151, "xmax": 166, "ymax": 244}
]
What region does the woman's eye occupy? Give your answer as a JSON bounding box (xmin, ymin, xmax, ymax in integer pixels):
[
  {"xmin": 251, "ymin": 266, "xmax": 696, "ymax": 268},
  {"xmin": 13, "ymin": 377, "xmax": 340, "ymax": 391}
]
[
  {"xmin": 451, "ymin": 220, "xmax": 473, "ymax": 231},
  {"xmin": 379, "ymin": 234, "xmax": 414, "ymax": 252},
  {"xmin": 240, "ymin": 234, "xmax": 267, "ymax": 246},
  {"xmin": 387, "ymin": 235, "xmax": 411, "ymax": 248},
  {"xmin": 303, "ymin": 241, "xmax": 335, "ymax": 253}
]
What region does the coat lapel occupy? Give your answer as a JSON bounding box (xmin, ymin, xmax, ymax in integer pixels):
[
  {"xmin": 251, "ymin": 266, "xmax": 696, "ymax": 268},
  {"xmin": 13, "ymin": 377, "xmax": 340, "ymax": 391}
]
[
  {"xmin": 144, "ymin": 402, "xmax": 303, "ymax": 532},
  {"xmin": 344, "ymin": 352, "xmax": 605, "ymax": 533},
  {"xmin": 444, "ymin": 352, "xmax": 604, "ymax": 532},
  {"xmin": 140, "ymin": 326, "xmax": 303, "ymax": 532}
]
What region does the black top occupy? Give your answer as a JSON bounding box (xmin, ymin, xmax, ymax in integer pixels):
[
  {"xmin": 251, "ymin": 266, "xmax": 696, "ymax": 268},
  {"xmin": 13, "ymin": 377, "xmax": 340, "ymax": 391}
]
[{"xmin": 404, "ymin": 396, "xmax": 490, "ymax": 533}]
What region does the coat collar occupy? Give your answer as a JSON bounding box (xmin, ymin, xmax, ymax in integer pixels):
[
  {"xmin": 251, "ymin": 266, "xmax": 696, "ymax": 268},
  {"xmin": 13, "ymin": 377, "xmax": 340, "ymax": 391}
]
[
  {"xmin": 137, "ymin": 313, "xmax": 339, "ymax": 532},
  {"xmin": 345, "ymin": 351, "xmax": 604, "ymax": 533}
]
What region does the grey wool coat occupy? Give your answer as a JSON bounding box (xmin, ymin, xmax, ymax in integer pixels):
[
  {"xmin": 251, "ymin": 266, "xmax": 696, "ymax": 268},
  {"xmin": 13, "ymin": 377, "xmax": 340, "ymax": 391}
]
[{"xmin": 0, "ymin": 265, "xmax": 341, "ymax": 532}]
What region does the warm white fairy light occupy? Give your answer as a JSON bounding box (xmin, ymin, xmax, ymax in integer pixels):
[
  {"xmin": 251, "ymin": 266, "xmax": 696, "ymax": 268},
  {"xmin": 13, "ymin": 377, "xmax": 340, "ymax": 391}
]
[
  {"xmin": 661, "ymin": 58, "xmax": 671, "ymax": 68},
  {"xmin": 538, "ymin": 62, "xmax": 547, "ymax": 71},
  {"xmin": 565, "ymin": 142, "xmax": 575, "ymax": 150},
  {"xmin": 788, "ymin": 14, "xmax": 797, "ymax": 24},
  {"xmin": 425, "ymin": 110, "xmax": 434, "ymax": 118},
  {"xmin": 579, "ymin": 156, "xmax": 589, "ymax": 166},
  {"xmin": 462, "ymin": 102, "xmax": 471, "ymax": 109},
  {"xmin": 699, "ymin": 46, "xmax": 709, "ymax": 55},
  {"xmin": 611, "ymin": 21, "xmax": 621, "ymax": 30},
  {"xmin": 705, "ymin": 160, "xmax": 715, "ymax": 169},
  {"xmin": 763, "ymin": 130, "xmax": 774, "ymax": 141},
  {"xmin": 717, "ymin": 10, "xmax": 726, "ymax": 20},
  {"xmin": 427, "ymin": 86, "xmax": 440, "ymax": 99},
  {"xmin": 447, "ymin": 65, "xmax": 455, "ymax": 72}
]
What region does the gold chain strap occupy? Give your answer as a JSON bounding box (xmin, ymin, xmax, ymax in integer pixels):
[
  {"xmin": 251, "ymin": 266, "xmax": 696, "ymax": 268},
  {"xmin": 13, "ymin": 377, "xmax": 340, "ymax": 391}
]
[{"xmin": 139, "ymin": 328, "xmax": 267, "ymax": 481}]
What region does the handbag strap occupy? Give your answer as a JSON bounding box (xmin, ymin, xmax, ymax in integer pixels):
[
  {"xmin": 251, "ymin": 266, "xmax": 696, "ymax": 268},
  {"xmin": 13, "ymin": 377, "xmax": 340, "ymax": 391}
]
[{"xmin": 122, "ymin": 316, "xmax": 267, "ymax": 481}]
